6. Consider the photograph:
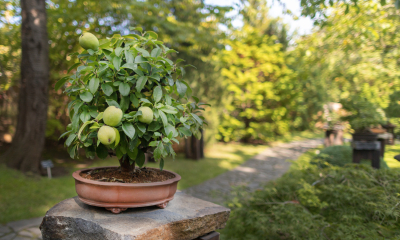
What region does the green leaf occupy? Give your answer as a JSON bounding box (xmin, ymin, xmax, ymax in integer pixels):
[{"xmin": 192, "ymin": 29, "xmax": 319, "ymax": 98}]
[
  {"xmin": 159, "ymin": 159, "xmax": 164, "ymax": 170},
  {"xmin": 68, "ymin": 63, "xmax": 80, "ymax": 73},
  {"xmin": 124, "ymin": 50, "xmax": 134, "ymax": 63},
  {"xmin": 65, "ymin": 133, "xmax": 76, "ymax": 147},
  {"xmin": 55, "ymin": 76, "xmax": 69, "ymax": 91},
  {"xmin": 191, "ymin": 113, "xmax": 203, "ymax": 125},
  {"xmin": 146, "ymin": 31, "xmax": 158, "ymax": 39},
  {"xmin": 180, "ymin": 67, "xmax": 186, "ymax": 77},
  {"xmin": 136, "ymin": 123, "xmax": 147, "ymax": 133},
  {"xmin": 119, "ymin": 82, "xmax": 131, "ymax": 96},
  {"xmin": 71, "ymin": 113, "xmax": 80, "ymax": 132},
  {"xmin": 115, "ymin": 147, "xmax": 123, "ymax": 159},
  {"xmin": 166, "ymin": 76, "xmax": 174, "ymax": 86},
  {"xmin": 135, "ymin": 56, "xmax": 147, "ymax": 63},
  {"xmin": 159, "ymin": 110, "xmax": 168, "ymax": 127},
  {"xmin": 179, "ymin": 127, "xmax": 192, "ymax": 136},
  {"xmin": 80, "ymin": 92, "xmax": 93, "ymax": 102},
  {"xmin": 120, "ymin": 96, "xmax": 130, "ymax": 112},
  {"xmin": 68, "ymin": 145, "xmax": 76, "ymax": 159},
  {"xmin": 136, "ymin": 76, "xmax": 148, "ymax": 92},
  {"xmin": 96, "ymin": 144, "xmax": 109, "ymax": 159},
  {"xmin": 101, "ymin": 84, "xmax": 113, "ymax": 96},
  {"xmin": 121, "ymin": 63, "xmax": 137, "ymax": 71},
  {"xmin": 59, "ymin": 131, "xmax": 71, "ymax": 140},
  {"xmin": 122, "ymin": 122, "xmax": 136, "ymax": 139},
  {"xmin": 176, "ymin": 80, "xmax": 187, "ymax": 97},
  {"xmin": 149, "ymin": 141, "xmax": 159, "ymax": 147},
  {"xmin": 165, "ymin": 124, "xmax": 178, "ymax": 138},
  {"xmin": 95, "ymin": 112, "xmax": 104, "ymax": 121},
  {"xmin": 113, "ymin": 56, "xmax": 121, "ymax": 71},
  {"xmin": 115, "ymin": 47, "xmax": 123, "ymax": 56},
  {"xmin": 148, "ymin": 121, "xmax": 162, "ymax": 131},
  {"xmin": 130, "ymin": 27, "xmax": 143, "ymax": 32},
  {"xmin": 153, "ymin": 85, "xmax": 162, "ymax": 103},
  {"xmin": 129, "ymin": 137, "xmax": 138, "ymax": 151},
  {"xmin": 160, "ymin": 105, "xmax": 177, "ymax": 114},
  {"xmin": 78, "ymin": 121, "xmax": 93, "ymax": 138},
  {"xmin": 135, "ymin": 47, "xmax": 150, "ymax": 57},
  {"xmin": 127, "ymin": 148, "xmax": 138, "ymax": 160},
  {"xmin": 130, "ymin": 94, "xmax": 139, "ymax": 108},
  {"xmin": 106, "ymin": 99, "xmax": 120, "ymax": 108},
  {"xmin": 88, "ymin": 78, "xmax": 100, "ymax": 94},
  {"xmin": 151, "ymin": 48, "xmax": 162, "ymax": 58},
  {"xmin": 113, "ymin": 128, "xmax": 120, "ymax": 147},
  {"xmin": 135, "ymin": 150, "xmax": 146, "ymax": 168},
  {"xmin": 79, "ymin": 111, "xmax": 91, "ymax": 123}
]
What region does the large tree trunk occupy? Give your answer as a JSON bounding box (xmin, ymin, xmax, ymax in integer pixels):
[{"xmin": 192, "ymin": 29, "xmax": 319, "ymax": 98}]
[{"xmin": 1, "ymin": 0, "xmax": 49, "ymax": 173}]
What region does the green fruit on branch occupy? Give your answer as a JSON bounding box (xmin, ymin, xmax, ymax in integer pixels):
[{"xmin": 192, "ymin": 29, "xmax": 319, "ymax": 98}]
[
  {"xmin": 137, "ymin": 107, "xmax": 154, "ymax": 124},
  {"xmin": 79, "ymin": 32, "xmax": 99, "ymax": 50},
  {"xmin": 98, "ymin": 126, "xmax": 116, "ymax": 145},
  {"xmin": 103, "ymin": 106, "xmax": 123, "ymax": 127}
]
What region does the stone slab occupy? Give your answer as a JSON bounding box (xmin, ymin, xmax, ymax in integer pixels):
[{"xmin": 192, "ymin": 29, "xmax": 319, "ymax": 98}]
[{"xmin": 40, "ymin": 192, "xmax": 230, "ymax": 240}]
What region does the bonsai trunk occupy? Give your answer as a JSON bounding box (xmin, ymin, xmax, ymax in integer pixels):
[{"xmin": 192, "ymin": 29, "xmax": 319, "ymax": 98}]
[{"xmin": 119, "ymin": 155, "xmax": 135, "ymax": 173}]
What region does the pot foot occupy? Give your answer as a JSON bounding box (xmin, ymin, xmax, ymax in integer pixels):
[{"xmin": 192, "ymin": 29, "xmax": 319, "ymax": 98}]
[
  {"xmin": 157, "ymin": 201, "xmax": 168, "ymax": 209},
  {"xmin": 106, "ymin": 207, "xmax": 127, "ymax": 214}
]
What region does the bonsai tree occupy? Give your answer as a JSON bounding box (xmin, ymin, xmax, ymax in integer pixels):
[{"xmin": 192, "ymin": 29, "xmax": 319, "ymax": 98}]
[
  {"xmin": 56, "ymin": 29, "xmax": 206, "ymax": 173},
  {"xmin": 341, "ymin": 96, "xmax": 385, "ymax": 133}
]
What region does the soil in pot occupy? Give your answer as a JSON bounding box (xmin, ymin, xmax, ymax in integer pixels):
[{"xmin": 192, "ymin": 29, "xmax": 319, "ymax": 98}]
[{"xmin": 79, "ymin": 167, "xmax": 175, "ymax": 183}]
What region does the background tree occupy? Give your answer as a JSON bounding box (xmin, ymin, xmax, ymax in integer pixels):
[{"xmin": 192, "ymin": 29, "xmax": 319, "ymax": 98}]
[{"xmin": 1, "ymin": 0, "xmax": 49, "ymax": 173}]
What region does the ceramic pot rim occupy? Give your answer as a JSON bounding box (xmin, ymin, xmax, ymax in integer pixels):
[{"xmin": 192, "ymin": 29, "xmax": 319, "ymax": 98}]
[{"xmin": 72, "ymin": 166, "xmax": 181, "ymax": 187}]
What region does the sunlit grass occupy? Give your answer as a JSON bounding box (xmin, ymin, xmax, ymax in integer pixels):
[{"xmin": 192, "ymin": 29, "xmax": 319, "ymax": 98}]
[{"xmin": 383, "ymin": 141, "xmax": 400, "ymax": 168}]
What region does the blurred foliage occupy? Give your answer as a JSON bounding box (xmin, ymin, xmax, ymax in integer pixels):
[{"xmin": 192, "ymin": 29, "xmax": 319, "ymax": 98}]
[
  {"xmin": 216, "ymin": 0, "xmax": 305, "ymax": 143},
  {"xmin": 221, "ymin": 150, "xmax": 400, "ymax": 239},
  {"xmin": 292, "ymin": 0, "xmax": 400, "ymax": 133},
  {"xmin": 0, "ymin": 0, "xmax": 231, "ymax": 143},
  {"xmin": 341, "ymin": 96, "xmax": 386, "ymax": 132},
  {"xmin": 3, "ymin": 0, "xmax": 400, "ymax": 144}
]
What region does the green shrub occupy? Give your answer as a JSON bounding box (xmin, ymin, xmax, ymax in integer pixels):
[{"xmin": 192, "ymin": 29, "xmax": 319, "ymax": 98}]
[
  {"xmin": 312, "ymin": 145, "xmax": 389, "ymax": 169},
  {"xmin": 221, "ymin": 155, "xmax": 400, "ymax": 239},
  {"xmin": 313, "ymin": 145, "xmax": 352, "ymax": 167}
]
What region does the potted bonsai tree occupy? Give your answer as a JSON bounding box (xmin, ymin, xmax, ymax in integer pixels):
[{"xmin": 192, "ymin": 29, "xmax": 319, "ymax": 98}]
[
  {"xmin": 341, "ymin": 96, "xmax": 385, "ymax": 141},
  {"xmin": 341, "ymin": 96, "xmax": 385, "ymax": 168},
  {"xmin": 56, "ymin": 29, "xmax": 206, "ymax": 213}
]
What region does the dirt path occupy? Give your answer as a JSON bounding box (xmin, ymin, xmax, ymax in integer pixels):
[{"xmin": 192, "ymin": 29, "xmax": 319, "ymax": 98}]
[{"xmin": 183, "ymin": 139, "xmax": 323, "ymax": 204}]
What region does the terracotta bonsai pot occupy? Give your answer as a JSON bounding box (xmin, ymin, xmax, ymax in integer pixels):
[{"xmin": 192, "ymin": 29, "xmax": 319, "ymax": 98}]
[{"xmin": 72, "ymin": 166, "xmax": 181, "ymax": 214}]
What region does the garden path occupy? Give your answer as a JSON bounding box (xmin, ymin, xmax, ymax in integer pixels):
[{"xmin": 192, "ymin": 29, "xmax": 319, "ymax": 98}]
[
  {"xmin": 183, "ymin": 139, "xmax": 323, "ymax": 205},
  {"xmin": 0, "ymin": 138, "xmax": 322, "ymax": 240}
]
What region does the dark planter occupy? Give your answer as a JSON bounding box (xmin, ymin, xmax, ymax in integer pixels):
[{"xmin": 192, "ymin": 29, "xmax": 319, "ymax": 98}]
[
  {"xmin": 352, "ymin": 132, "xmax": 378, "ymax": 141},
  {"xmin": 352, "ymin": 132, "xmax": 380, "ymax": 169}
]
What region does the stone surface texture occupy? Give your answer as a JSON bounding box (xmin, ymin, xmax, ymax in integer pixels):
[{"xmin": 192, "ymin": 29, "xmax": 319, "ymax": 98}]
[
  {"xmin": 183, "ymin": 139, "xmax": 323, "ymax": 204},
  {"xmin": 39, "ymin": 192, "xmax": 230, "ymax": 240}
]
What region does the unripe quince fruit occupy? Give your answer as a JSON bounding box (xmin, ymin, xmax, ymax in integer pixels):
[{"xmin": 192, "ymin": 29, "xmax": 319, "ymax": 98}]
[
  {"xmin": 98, "ymin": 126, "xmax": 116, "ymax": 145},
  {"xmin": 79, "ymin": 32, "xmax": 99, "ymax": 51},
  {"xmin": 103, "ymin": 106, "xmax": 123, "ymax": 126},
  {"xmin": 138, "ymin": 106, "xmax": 153, "ymax": 124}
]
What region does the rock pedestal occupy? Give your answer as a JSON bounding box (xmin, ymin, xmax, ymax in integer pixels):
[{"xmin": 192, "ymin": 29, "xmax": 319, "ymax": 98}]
[{"xmin": 39, "ymin": 192, "xmax": 230, "ymax": 240}]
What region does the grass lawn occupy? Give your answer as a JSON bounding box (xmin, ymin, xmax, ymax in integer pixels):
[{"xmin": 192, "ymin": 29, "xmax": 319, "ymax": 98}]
[{"xmin": 383, "ymin": 142, "xmax": 400, "ymax": 168}]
